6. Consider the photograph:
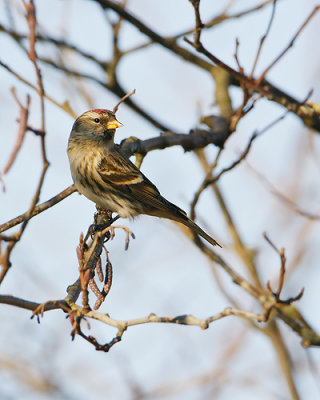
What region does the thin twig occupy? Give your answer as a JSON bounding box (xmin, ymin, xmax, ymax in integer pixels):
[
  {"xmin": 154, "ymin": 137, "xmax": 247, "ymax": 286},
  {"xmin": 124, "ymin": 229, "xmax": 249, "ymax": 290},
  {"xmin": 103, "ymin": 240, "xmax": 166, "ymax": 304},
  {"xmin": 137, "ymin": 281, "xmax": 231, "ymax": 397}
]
[
  {"xmin": 260, "ymin": 6, "xmax": 320, "ymax": 81},
  {"xmin": 191, "ymin": 112, "xmax": 286, "ymax": 218},
  {"xmin": 264, "ymin": 232, "xmax": 304, "ymax": 304},
  {"xmin": 189, "ymin": 0, "xmax": 203, "ymax": 44},
  {"xmin": 3, "ymin": 90, "xmax": 30, "ymax": 174},
  {"xmin": 183, "ymin": 32, "xmax": 320, "ymax": 131},
  {"xmin": 0, "ymin": 59, "xmax": 76, "ymax": 117},
  {"xmin": 122, "ymin": 0, "xmax": 276, "ymax": 57},
  {"xmin": 0, "ymin": 1, "xmax": 51, "ymax": 285},
  {"xmin": 248, "ymin": 163, "xmax": 320, "ymax": 220},
  {"xmin": 250, "ymin": 0, "xmax": 277, "ymax": 78},
  {"xmin": 113, "ymin": 89, "xmax": 136, "ymax": 114}
]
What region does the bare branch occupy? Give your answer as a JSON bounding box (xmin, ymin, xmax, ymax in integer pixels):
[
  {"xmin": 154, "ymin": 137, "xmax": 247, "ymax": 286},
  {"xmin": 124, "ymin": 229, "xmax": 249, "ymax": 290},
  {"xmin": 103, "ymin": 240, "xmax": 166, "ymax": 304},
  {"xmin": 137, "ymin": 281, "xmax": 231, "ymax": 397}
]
[
  {"xmin": 0, "ymin": 185, "xmax": 76, "ymax": 234},
  {"xmin": 250, "ymin": 0, "xmax": 277, "ymax": 78},
  {"xmin": 113, "ymin": 89, "xmax": 136, "ymax": 114},
  {"xmin": 184, "ymin": 31, "xmax": 320, "ymax": 131},
  {"xmin": 3, "ymin": 90, "xmax": 30, "ymax": 174},
  {"xmin": 191, "ymin": 112, "xmax": 286, "ymax": 218},
  {"xmin": 260, "ymin": 6, "xmax": 320, "ymax": 80},
  {"xmin": 0, "ymin": 59, "xmax": 76, "ymax": 117},
  {"xmin": 264, "ymin": 232, "xmax": 304, "ymax": 304}
]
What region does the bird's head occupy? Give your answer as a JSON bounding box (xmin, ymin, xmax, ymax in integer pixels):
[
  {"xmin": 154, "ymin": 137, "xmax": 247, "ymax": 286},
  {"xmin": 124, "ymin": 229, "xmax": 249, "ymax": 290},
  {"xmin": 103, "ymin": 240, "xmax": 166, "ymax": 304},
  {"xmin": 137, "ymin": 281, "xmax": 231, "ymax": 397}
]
[{"xmin": 71, "ymin": 109, "xmax": 123, "ymax": 141}]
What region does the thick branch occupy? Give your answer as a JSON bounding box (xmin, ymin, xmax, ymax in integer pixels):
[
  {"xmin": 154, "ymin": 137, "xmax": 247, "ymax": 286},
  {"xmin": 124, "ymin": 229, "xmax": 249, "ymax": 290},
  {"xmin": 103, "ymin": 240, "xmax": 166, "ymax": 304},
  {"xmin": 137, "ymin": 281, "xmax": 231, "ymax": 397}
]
[{"xmin": 121, "ymin": 125, "xmax": 229, "ymax": 156}]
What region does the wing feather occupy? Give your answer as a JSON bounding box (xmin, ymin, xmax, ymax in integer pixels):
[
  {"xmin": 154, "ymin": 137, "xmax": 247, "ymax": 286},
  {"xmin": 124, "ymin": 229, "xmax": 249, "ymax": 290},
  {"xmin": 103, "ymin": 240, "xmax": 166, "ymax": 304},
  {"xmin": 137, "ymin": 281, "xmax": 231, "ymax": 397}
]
[
  {"xmin": 97, "ymin": 147, "xmax": 168, "ymax": 212},
  {"xmin": 98, "ymin": 149, "xmax": 144, "ymax": 185}
]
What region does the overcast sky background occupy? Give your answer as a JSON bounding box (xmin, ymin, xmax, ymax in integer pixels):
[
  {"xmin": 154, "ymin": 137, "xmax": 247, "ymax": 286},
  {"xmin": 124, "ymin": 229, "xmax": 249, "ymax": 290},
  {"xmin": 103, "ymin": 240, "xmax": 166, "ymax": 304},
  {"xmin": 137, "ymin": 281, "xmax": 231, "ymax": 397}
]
[{"xmin": 1, "ymin": 0, "xmax": 320, "ymax": 399}]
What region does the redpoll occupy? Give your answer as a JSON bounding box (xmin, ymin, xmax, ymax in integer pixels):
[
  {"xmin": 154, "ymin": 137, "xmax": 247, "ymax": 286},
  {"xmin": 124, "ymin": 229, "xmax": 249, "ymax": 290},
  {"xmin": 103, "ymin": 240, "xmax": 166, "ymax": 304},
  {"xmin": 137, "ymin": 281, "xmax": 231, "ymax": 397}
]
[{"xmin": 67, "ymin": 109, "xmax": 220, "ymax": 247}]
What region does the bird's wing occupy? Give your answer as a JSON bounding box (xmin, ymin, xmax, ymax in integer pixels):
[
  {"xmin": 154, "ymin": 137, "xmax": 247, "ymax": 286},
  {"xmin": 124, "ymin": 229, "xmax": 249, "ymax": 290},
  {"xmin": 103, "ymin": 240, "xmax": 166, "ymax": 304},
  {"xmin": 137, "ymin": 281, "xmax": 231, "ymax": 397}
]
[
  {"xmin": 97, "ymin": 147, "xmax": 145, "ymax": 185},
  {"xmin": 97, "ymin": 147, "xmax": 219, "ymax": 246},
  {"xmin": 97, "ymin": 147, "xmax": 166, "ymax": 208}
]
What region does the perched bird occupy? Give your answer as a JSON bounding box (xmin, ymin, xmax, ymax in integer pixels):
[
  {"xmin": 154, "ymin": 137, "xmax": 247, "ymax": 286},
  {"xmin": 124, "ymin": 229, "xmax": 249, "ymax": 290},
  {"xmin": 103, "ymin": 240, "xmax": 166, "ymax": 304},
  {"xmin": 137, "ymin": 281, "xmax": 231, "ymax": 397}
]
[{"xmin": 67, "ymin": 109, "xmax": 220, "ymax": 247}]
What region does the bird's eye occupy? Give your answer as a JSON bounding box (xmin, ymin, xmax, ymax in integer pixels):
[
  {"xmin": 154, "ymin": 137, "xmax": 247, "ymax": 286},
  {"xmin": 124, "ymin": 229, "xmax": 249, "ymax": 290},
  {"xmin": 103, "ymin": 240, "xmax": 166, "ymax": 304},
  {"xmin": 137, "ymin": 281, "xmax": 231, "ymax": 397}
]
[{"xmin": 94, "ymin": 118, "xmax": 100, "ymax": 123}]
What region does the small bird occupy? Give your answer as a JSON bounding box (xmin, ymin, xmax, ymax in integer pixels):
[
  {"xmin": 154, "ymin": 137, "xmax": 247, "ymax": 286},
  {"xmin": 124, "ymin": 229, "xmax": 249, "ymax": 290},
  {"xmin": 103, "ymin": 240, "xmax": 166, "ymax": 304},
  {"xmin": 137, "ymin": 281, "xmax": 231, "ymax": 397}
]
[{"xmin": 67, "ymin": 109, "xmax": 220, "ymax": 247}]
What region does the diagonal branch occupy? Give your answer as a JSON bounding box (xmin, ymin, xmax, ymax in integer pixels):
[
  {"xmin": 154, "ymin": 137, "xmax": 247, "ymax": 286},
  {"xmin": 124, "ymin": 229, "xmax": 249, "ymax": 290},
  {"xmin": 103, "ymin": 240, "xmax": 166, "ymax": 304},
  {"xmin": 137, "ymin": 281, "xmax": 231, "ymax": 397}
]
[{"xmin": 0, "ymin": 185, "xmax": 76, "ymax": 234}]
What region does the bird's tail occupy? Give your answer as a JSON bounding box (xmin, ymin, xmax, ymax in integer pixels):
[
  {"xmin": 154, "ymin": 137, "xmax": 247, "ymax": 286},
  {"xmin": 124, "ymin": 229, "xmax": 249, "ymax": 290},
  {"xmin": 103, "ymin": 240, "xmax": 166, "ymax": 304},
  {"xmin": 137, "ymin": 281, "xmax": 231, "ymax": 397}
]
[
  {"xmin": 160, "ymin": 201, "xmax": 221, "ymax": 247},
  {"xmin": 180, "ymin": 214, "xmax": 221, "ymax": 247}
]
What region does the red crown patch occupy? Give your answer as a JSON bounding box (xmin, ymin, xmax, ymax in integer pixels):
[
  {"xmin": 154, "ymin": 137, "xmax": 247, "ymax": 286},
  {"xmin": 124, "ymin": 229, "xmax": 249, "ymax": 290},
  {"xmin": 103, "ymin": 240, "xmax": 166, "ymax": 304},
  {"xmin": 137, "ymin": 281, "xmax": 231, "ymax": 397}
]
[{"xmin": 91, "ymin": 109, "xmax": 109, "ymax": 114}]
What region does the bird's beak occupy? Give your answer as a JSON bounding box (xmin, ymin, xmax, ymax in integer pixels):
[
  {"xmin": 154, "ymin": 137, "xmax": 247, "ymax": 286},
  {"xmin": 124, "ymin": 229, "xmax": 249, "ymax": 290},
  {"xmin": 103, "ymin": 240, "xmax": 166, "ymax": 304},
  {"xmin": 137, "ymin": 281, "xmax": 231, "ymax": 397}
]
[{"xmin": 106, "ymin": 118, "xmax": 123, "ymax": 130}]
